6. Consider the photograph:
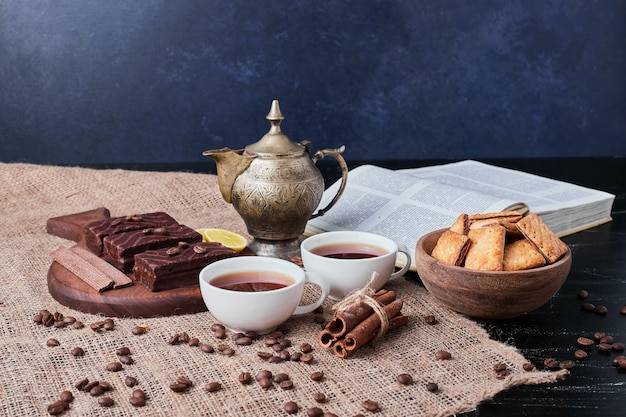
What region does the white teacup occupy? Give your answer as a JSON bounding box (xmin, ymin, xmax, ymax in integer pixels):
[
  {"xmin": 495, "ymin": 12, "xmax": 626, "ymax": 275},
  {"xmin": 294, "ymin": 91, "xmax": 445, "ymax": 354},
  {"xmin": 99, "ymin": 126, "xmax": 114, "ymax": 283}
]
[
  {"xmin": 300, "ymin": 231, "xmax": 411, "ymax": 300},
  {"xmin": 199, "ymin": 256, "xmax": 329, "ymax": 334}
]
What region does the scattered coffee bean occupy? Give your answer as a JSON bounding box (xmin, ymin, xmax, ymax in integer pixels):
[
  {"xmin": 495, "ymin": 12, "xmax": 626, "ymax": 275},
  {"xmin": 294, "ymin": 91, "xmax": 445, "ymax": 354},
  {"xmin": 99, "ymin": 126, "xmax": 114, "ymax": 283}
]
[
  {"xmin": 290, "ymin": 352, "xmax": 302, "ymax": 362},
  {"xmin": 574, "ymin": 350, "xmax": 588, "ymax": 360},
  {"xmin": 213, "ymin": 328, "xmax": 226, "ymax": 339},
  {"xmin": 435, "ymin": 350, "xmax": 452, "ymax": 360},
  {"xmin": 493, "ymin": 363, "xmax": 507, "ymax": 372},
  {"xmin": 396, "ymin": 373, "xmax": 413, "ymax": 385},
  {"xmin": 238, "ymin": 372, "xmax": 252, "ymax": 385},
  {"xmin": 119, "ymin": 355, "xmax": 134, "ymax": 365},
  {"xmin": 593, "ymin": 332, "xmax": 606, "ymax": 340},
  {"xmin": 424, "ymin": 315, "xmax": 438, "ymax": 325},
  {"xmin": 72, "ymin": 321, "xmax": 85, "ymax": 330},
  {"xmin": 256, "ymin": 370, "xmax": 272, "ymax": 380},
  {"xmin": 99, "ymin": 381, "xmax": 113, "ymax": 392},
  {"xmin": 310, "ymin": 371, "xmax": 324, "ymax": 381},
  {"xmin": 543, "ymin": 358, "xmax": 559, "ymax": 369},
  {"xmin": 129, "ymin": 396, "xmax": 147, "ymax": 407},
  {"xmin": 300, "ymin": 342, "xmax": 313, "ymax": 353},
  {"xmin": 613, "ymin": 356, "xmax": 626, "ymax": 368},
  {"xmin": 576, "ymin": 289, "xmax": 589, "ymax": 299},
  {"xmin": 300, "ymin": 353, "xmax": 314, "ymax": 363},
  {"xmin": 235, "ymin": 336, "xmax": 253, "ymax": 346},
  {"xmin": 257, "ymin": 351, "xmax": 272, "ymax": 361},
  {"xmin": 307, "ymin": 406, "xmax": 324, "ymax": 417},
  {"xmin": 70, "ymin": 347, "xmax": 84, "ymax": 357},
  {"xmin": 59, "ymin": 391, "xmax": 73, "ymax": 403},
  {"xmin": 279, "ymin": 349, "xmax": 292, "ymax": 361},
  {"xmin": 47, "ymin": 400, "xmax": 69, "ymax": 415},
  {"xmin": 131, "ymin": 325, "xmax": 147, "ymax": 335},
  {"xmin": 169, "ymin": 383, "xmax": 189, "ymax": 393},
  {"xmin": 105, "ymin": 362, "xmax": 123, "ymax": 372},
  {"xmin": 279, "ymin": 379, "xmax": 294, "ymax": 390},
  {"xmin": 83, "ymin": 380, "xmax": 99, "ymax": 392},
  {"xmin": 559, "ymin": 360, "xmax": 575, "ymax": 369},
  {"xmin": 268, "ymin": 329, "xmax": 284, "ymax": 339},
  {"xmin": 116, "ymin": 346, "xmax": 131, "ymax": 356},
  {"xmin": 125, "ymin": 376, "xmax": 138, "ymax": 387},
  {"xmin": 312, "ymin": 392, "xmax": 326, "ymax": 403},
  {"xmin": 426, "ymin": 382, "xmax": 439, "ymax": 392},
  {"xmin": 200, "ymin": 343, "xmax": 215, "ymax": 353},
  {"xmin": 188, "ymin": 337, "xmax": 200, "ymax": 347},
  {"xmin": 577, "ymin": 337, "xmax": 595, "ymax": 347},
  {"xmin": 598, "ymin": 343, "xmax": 612, "ymax": 352},
  {"xmin": 205, "ymin": 382, "xmax": 222, "ymax": 392},
  {"xmin": 362, "ymin": 399, "xmax": 379, "ymax": 412},
  {"xmin": 258, "ymin": 376, "xmax": 272, "ymax": 389},
  {"xmin": 97, "ymin": 396, "xmax": 114, "ymax": 407},
  {"xmin": 522, "ymin": 362, "xmax": 536, "ymax": 371},
  {"xmin": 612, "ymin": 342, "xmax": 625, "ymax": 352},
  {"xmin": 168, "ymin": 334, "xmax": 180, "ymax": 345},
  {"xmin": 599, "ymin": 335, "xmax": 614, "ymax": 344},
  {"xmin": 74, "ymin": 378, "xmax": 89, "ymax": 391},
  {"xmin": 594, "ymin": 305, "xmax": 608, "ymax": 315},
  {"xmin": 221, "ymin": 347, "xmax": 235, "ymax": 357},
  {"xmin": 273, "ymin": 373, "xmax": 290, "ymax": 383},
  {"xmin": 132, "ymin": 389, "xmax": 147, "ymax": 399},
  {"xmin": 581, "ymin": 302, "xmax": 595, "ymax": 312},
  {"xmin": 284, "ymin": 401, "xmax": 299, "ymax": 414},
  {"xmin": 89, "ymin": 385, "xmax": 105, "ymax": 397},
  {"xmin": 268, "ymin": 355, "xmax": 282, "ymax": 364},
  {"xmin": 495, "ymin": 369, "xmax": 511, "ymax": 379},
  {"xmin": 46, "ymin": 338, "xmax": 60, "ymax": 347},
  {"xmin": 617, "ymin": 358, "xmax": 626, "ymax": 370}
]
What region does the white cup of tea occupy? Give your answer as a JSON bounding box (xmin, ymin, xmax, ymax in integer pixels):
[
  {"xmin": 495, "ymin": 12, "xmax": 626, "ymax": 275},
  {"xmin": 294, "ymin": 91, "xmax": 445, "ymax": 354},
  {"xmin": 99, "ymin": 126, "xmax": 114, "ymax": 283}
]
[
  {"xmin": 300, "ymin": 231, "xmax": 412, "ymax": 300},
  {"xmin": 199, "ymin": 256, "xmax": 329, "ymax": 334}
]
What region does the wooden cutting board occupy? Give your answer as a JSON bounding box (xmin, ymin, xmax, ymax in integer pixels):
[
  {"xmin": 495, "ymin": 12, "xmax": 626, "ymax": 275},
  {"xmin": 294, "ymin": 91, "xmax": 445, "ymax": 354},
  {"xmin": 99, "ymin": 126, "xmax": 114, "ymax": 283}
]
[{"xmin": 45, "ymin": 208, "xmax": 229, "ymax": 318}]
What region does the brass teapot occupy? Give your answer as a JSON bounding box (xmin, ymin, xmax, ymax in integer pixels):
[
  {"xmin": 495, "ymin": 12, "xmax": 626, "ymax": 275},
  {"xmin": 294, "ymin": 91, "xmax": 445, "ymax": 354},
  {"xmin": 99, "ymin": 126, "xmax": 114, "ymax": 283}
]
[{"xmin": 203, "ymin": 100, "xmax": 348, "ymax": 258}]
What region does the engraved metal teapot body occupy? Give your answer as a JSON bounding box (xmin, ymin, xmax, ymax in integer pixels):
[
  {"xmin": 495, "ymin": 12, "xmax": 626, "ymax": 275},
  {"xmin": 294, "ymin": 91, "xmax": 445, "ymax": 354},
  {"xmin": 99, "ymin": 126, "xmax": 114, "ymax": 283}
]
[{"xmin": 203, "ymin": 100, "xmax": 348, "ymax": 242}]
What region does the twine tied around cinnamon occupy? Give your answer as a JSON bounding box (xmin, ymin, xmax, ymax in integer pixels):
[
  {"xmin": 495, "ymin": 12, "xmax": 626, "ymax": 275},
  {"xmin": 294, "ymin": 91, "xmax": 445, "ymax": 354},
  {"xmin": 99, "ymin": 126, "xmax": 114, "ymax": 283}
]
[{"xmin": 332, "ymin": 272, "xmax": 389, "ymax": 341}]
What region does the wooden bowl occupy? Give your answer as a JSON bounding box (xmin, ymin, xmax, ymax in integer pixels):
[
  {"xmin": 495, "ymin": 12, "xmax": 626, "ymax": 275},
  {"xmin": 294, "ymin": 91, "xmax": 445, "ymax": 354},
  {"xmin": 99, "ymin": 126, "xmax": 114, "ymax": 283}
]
[{"xmin": 414, "ymin": 229, "xmax": 572, "ymax": 319}]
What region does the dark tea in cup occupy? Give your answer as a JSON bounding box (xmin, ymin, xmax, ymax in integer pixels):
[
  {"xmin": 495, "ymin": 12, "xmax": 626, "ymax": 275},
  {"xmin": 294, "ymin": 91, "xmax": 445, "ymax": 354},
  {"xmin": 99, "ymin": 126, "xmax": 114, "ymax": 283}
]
[
  {"xmin": 310, "ymin": 243, "xmax": 388, "ymax": 259},
  {"xmin": 211, "ymin": 270, "xmax": 295, "ymax": 292}
]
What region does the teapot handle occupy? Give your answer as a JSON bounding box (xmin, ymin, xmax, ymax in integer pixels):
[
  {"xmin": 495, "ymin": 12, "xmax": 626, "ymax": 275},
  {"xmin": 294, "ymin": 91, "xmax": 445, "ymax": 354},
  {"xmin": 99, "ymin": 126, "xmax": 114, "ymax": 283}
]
[{"xmin": 310, "ymin": 145, "xmax": 349, "ymax": 219}]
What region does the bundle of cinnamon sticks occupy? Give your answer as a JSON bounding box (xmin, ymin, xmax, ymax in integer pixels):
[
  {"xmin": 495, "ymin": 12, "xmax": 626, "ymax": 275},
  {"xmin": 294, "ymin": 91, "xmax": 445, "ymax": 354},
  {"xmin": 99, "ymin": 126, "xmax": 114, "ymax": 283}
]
[{"xmin": 318, "ymin": 288, "xmax": 408, "ymax": 358}]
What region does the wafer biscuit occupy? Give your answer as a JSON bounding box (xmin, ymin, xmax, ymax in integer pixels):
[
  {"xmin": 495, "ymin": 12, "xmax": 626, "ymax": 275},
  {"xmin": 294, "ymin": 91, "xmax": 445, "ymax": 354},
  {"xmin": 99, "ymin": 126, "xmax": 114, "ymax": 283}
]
[
  {"xmin": 470, "ymin": 218, "xmax": 523, "ymax": 237},
  {"xmin": 431, "ymin": 230, "xmax": 471, "ymax": 266},
  {"xmin": 515, "ymin": 213, "xmax": 568, "ymax": 263},
  {"xmin": 469, "ymin": 211, "xmax": 523, "ymax": 223},
  {"xmin": 464, "ymin": 225, "xmax": 506, "ymax": 271},
  {"xmin": 449, "ymin": 213, "xmax": 469, "ymax": 235},
  {"xmin": 50, "ymin": 247, "xmax": 114, "ymax": 292},
  {"xmin": 503, "ymin": 239, "xmax": 547, "ymax": 271}
]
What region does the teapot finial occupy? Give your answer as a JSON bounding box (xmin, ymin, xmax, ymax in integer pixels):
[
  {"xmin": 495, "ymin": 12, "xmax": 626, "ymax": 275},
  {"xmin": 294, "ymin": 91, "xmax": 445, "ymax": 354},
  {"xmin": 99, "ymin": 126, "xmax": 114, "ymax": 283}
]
[{"xmin": 266, "ymin": 100, "xmax": 284, "ymax": 135}]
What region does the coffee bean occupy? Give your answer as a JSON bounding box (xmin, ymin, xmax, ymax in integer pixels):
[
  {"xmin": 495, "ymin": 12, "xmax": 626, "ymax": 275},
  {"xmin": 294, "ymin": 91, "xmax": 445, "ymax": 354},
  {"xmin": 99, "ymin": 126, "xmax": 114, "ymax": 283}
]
[
  {"xmin": 290, "ymin": 352, "xmax": 302, "ymax": 362},
  {"xmin": 238, "ymin": 372, "xmax": 252, "ymax": 384},
  {"xmin": 493, "ymin": 363, "xmax": 507, "ymax": 372},
  {"xmin": 131, "ymin": 389, "xmax": 147, "ymax": 399},
  {"xmin": 46, "ymin": 338, "xmax": 60, "ymax": 347},
  {"xmin": 235, "ymin": 336, "xmax": 253, "ymax": 346},
  {"xmin": 496, "ymin": 369, "xmax": 511, "ymax": 379},
  {"xmin": 279, "ymin": 379, "xmax": 294, "ymax": 390},
  {"xmin": 559, "ymin": 360, "xmax": 575, "ymax": 369},
  {"xmin": 581, "ymin": 302, "xmax": 595, "ymax": 312},
  {"xmin": 213, "ymin": 328, "xmax": 226, "ymax": 339},
  {"xmin": 105, "ymin": 362, "xmax": 123, "ymax": 372},
  {"xmin": 307, "ymin": 406, "xmax": 324, "ymax": 417},
  {"xmin": 168, "ymin": 333, "xmax": 180, "ymax": 345},
  {"xmin": 284, "ymin": 401, "xmax": 299, "ymax": 414},
  {"xmin": 612, "ymin": 342, "xmax": 625, "ymax": 352},
  {"xmin": 200, "ymin": 343, "xmax": 214, "ymax": 353},
  {"xmin": 264, "ymin": 337, "xmax": 278, "ymax": 347},
  {"xmin": 279, "ymin": 350, "xmax": 292, "ymax": 361},
  {"xmin": 83, "ymin": 380, "xmax": 99, "ymax": 392},
  {"xmin": 300, "ymin": 342, "xmax": 313, "ymax": 353},
  {"xmin": 188, "ymin": 337, "xmax": 200, "ymax": 347},
  {"xmin": 396, "ymin": 373, "xmax": 413, "ymax": 385},
  {"xmin": 89, "ymin": 385, "xmax": 105, "ymax": 397},
  {"xmin": 267, "ymin": 329, "xmax": 284, "ymax": 339},
  {"xmin": 177, "ymin": 376, "xmax": 193, "ymax": 387},
  {"xmin": 273, "ymin": 372, "xmax": 290, "ymax": 383},
  {"xmin": 599, "ymin": 335, "xmax": 614, "ymax": 344},
  {"xmin": 59, "ymin": 391, "xmax": 73, "ymax": 403},
  {"xmin": 211, "ymin": 323, "xmax": 225, "ymax": 331},
  {"xmin": 522, "ymin": 362, "xmax": 536, "ymax": 371},
  {"xmin": 577, "ymin": 337, "xmax": 595, "ymax": 347},
  {"xmin": 166, "ymin": 247, "xmax": 180, "ymax": 256},
  {"xmin": 310, "ymin": 371, "xmax": 324, "ymax": 382},
  {"xmin": 543, "ymin": 358, "xmax": 559, "ymax": 369},
  {"xmin": 312, "ymin": 392, "xmax": 326, "ymax": 403},
  {"xmin": 98, "ymin": 396, "xmax": 114, "ymax": 407},
  {"xmin": 169, "ymin": 383, "xmax": 189, "ymax": 392},
  {"xmin": 620, "ymin": 305, "xmax": 626, "ymax": 315},
  {"xmin": 129, "ymin": 396, "xmax": 146, "ymax": 407},
  {"xmin": 613, "ymin": 355, "xmax": 626, "ymax": 367},
  {"xmin": 426, "ymin": 382, "xmax": 439, "ymax": 392},
  {"xmin": 99, "ymin": 381, "xmax": 113, "ymax": 392},
  {"xmin": 268, "ymin": 355, "xmax": 282, "ymax": 364},
  {"xmin": 300, "ymin": 353, "xmax": 314, "ymax": 363},
  {"xmin": 257, "ymin": 351, "xmax": 272, "ymax": 361},
  {"xmin": 116, "ymin": 346, "xmax": 131, "ymax": 356},
  {"xmin": 424, "ymin": 315, "xmax": 438, "ymax": 325},
  {"xmin": 103, "ymin": 318, "xmax": 115, "ymax": 330},
  {"xmin": 594, "ymin": 305, "xmax": 608, "ymax": 315},
  {"xmin": 47, "ymin": 400, "xmax": 69, "ymax": 415},
  {"xmin": 256, "ymin": 370, "xmax": 272, "ymax": 381},
  {"xmin": 576, "ymin": 289, "xmax": 589, "ymax": 299},
  {"xmin": 598, "ymin": 343, "xmax": 612, "ymax": 352},
  {"xmin": 593, "ymin": 331, "xmax": 606, "ymax": 340},
  {"xmin": 435, "ymin": 350, "xmax": 452, "ymax": 360},
  {"xmin": 178, "ymin": 332, "xmax": 190, "ymax": 344},
  {"xmin": 74, "ymin": 378, "xmax": 89, "ymax": 391},
  {"xmin": 617, "ymin": 358, "xmax": 626, "ymax": 370},
  {"xmin": 574, "ymin": 350, "xmax": 588, "ymax": 360},
  {"xmin": 205, "ymin": 382, "xmax": 222, "ymax": 392},
  {"xmin": 131, "ymin": 326, "xmax": 146, "ymax": 335},
  {"xmin": 362, "ymin": 399, "xmax": 379, "ymax": 412},
  {"xmin": 70, "ymin": 347, "xmax": 84, "ymax": 357},
  {"xmin": 72, "ymin": 321, "xmax": 85, "ymax": 330},
  {"xmin": 125, "ymin": 376, "xmax": 138, "ymax": 387},
  {"xmin": 119, "ymin": 355, "xmax": 134, "ymax": 365},
  {"xmin": 258, "ymin": 377, "xmax": 272, "ymax": 389}
]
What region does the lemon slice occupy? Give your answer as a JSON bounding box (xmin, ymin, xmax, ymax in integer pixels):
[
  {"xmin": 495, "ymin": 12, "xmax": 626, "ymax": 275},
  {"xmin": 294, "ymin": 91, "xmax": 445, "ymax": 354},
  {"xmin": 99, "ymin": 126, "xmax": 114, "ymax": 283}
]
[{"xmin": 196, "ymin": 228, "xmax": 248, "ymax": 252}]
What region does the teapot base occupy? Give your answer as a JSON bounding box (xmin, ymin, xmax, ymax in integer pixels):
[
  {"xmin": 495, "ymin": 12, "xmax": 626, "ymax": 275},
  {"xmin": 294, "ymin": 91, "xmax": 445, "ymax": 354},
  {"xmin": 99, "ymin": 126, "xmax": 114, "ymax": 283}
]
[{"xmin": 248, "ymin": 236, "xmax": 305, "ymax": 261}]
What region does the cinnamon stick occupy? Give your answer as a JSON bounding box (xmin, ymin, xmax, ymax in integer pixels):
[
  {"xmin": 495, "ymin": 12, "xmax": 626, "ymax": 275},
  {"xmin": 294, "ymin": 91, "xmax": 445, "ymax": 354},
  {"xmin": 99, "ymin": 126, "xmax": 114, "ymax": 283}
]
[
  {"xmin": 325, "ymin": 289, "xmax": 397, "ymax": 337},
  {"xmin": 333, "ymin": 312, "xmax": 408, "ymax": 359},
  {"xmin": 318, "ymin": 329, "xmax": 338, "ymax": 349},
  {"xmin": 332, "ymin": 299, "xmax": 404, "ymax": 358}
]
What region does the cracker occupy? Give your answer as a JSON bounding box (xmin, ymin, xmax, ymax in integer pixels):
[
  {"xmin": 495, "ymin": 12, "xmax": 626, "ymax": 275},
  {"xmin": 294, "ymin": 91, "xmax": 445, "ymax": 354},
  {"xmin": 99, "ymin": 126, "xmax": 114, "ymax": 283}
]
[
  {"xmin": 469, "ymin": 211, "xmax": 523, "ymax": 223},
  {"xmin": 464, "ymin": 225, "xmax": 506, "ymax": 271},
  {"xmin": 503, "ymin": 239, "xmax": 547, "ymax": 271},
  {"xmin": 431, "ymin": 230, "xmax": 471, "ymax": 266},
  {"xmin": 449, "ymin": 213, "xmax": 469, "ymax": 235},
  {"xmin": 515, "ymin": 213, "xmax": 568, "ymax": 263},
  {"xmin": 469, "ymin": 218, "xmax": 523, "ymax": 238}
]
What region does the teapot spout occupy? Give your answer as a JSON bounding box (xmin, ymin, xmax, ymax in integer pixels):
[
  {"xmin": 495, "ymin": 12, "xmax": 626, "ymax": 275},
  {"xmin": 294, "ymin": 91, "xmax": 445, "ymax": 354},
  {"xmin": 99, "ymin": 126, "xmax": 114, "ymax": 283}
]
[{"xmin": 202, "ymin": 147, "xmax": 255, "ymax": 203}]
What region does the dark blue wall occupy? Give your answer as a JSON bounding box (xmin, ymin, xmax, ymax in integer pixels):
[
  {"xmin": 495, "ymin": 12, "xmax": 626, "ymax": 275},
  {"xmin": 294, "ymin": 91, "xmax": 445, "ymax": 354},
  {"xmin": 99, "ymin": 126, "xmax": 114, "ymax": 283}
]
[{"xmin": 1, "ymin": 0, "xmax": 624, "ymax": 165}]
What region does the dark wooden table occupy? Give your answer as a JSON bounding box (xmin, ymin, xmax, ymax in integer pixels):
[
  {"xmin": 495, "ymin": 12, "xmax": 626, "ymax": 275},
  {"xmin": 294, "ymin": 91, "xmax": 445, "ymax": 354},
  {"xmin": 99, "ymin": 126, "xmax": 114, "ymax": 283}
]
[{"xmin": 84, "ymin": 158, "xmax": 625, "ymax": 416}]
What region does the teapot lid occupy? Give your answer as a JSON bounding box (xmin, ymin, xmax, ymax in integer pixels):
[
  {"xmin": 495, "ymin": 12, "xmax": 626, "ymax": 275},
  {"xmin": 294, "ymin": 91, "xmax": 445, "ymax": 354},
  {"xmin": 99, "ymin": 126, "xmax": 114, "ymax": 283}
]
[{"xmin": 245, "ymin": 100, "xmax": 305, "ymax": 156}]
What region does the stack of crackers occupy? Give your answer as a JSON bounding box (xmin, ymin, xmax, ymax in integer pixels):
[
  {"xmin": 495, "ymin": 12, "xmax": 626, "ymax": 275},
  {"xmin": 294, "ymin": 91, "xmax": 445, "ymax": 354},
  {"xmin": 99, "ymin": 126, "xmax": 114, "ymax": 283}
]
[{"xmin": 431, "ymin": 211, "xmax": 569, "ymax": 271}]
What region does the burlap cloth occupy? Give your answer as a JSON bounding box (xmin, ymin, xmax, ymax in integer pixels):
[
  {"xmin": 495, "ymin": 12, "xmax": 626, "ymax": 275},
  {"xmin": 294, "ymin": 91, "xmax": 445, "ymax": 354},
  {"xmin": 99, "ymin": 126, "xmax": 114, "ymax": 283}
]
[{"xmin": 0, "ymin": 163, "xmax": 567, "ymax": 417}]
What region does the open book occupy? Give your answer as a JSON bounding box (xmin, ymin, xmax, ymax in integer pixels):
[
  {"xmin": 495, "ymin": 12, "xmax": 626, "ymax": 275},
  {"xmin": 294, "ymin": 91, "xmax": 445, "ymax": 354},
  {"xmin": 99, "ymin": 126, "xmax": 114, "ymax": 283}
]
[{"xmin": 305, "ymin": 160, "xmax": 615, "ymax": 269}]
